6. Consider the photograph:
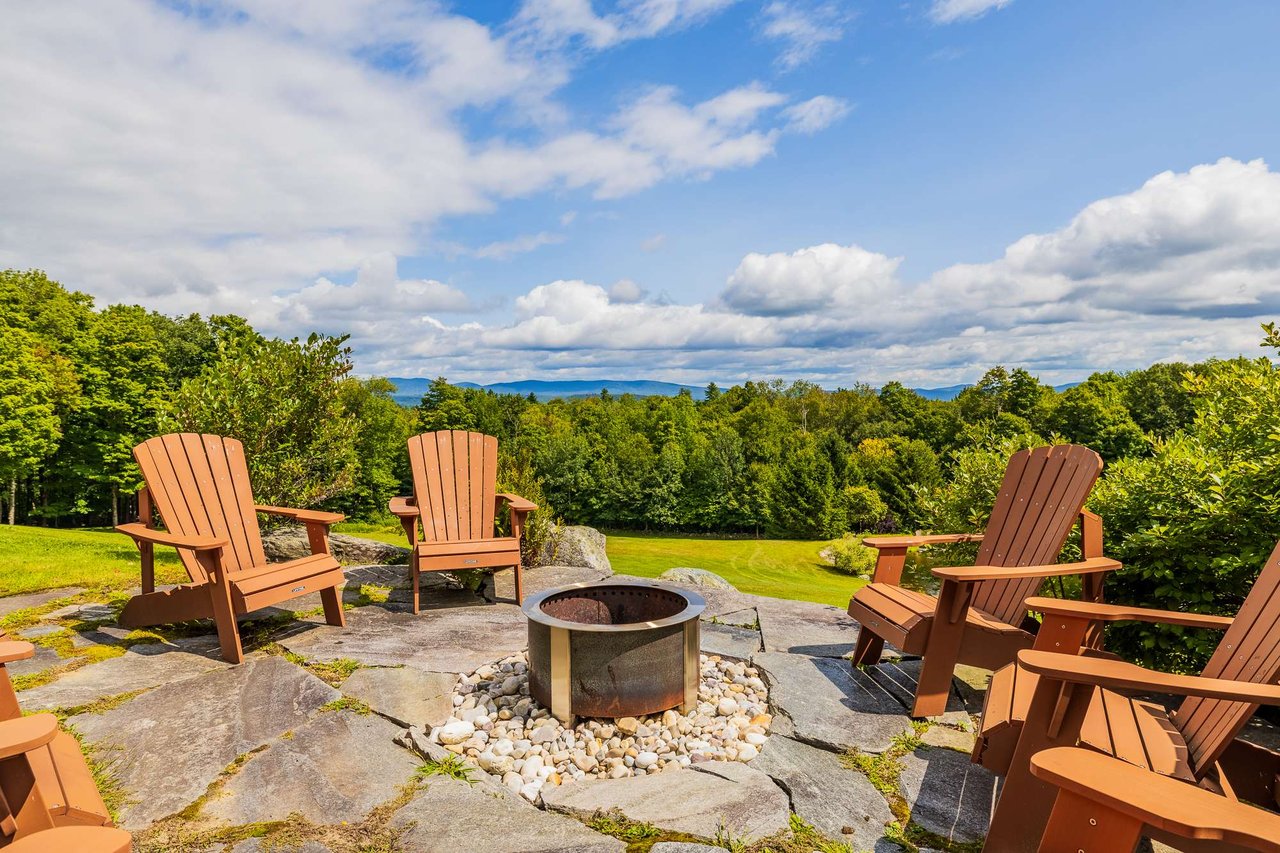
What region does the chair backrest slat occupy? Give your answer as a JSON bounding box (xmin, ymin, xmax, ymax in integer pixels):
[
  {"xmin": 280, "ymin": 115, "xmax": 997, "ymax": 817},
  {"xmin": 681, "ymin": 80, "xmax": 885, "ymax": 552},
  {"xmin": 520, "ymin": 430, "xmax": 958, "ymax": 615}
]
[
  {"xmin": 407, "ymin": 431, "xmax": 501, "ymax": 542},
  {"xmin": 969, "ymin": 445, "xmax": 1103, "ymax": 625},
  {"xmin": 1175, "ymin": 541, "xmax": 1280, "ymax": 773},
  {"xmin": 133, "ymin": 434, "xmax": 263, "ymax": 580}
]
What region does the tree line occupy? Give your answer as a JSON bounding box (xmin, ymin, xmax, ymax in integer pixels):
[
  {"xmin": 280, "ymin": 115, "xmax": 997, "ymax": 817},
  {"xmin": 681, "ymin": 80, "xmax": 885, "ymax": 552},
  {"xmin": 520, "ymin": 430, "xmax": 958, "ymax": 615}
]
[{"xmin": 8, "ymin": 267, "xmax": 1280, "ymax": 668}]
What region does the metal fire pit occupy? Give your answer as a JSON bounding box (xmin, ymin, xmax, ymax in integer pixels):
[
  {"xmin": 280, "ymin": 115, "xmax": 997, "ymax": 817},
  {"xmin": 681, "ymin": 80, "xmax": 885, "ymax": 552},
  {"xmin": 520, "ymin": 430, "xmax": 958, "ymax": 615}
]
[{"xmin": 524, "ymin": 580, "xmax": 705, "ymax": 724}]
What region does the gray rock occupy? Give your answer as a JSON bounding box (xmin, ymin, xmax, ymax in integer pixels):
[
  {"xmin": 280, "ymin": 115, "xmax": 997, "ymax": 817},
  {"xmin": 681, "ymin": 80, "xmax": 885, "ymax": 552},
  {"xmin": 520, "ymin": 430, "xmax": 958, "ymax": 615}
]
[
  {"xmin": 700, "ymin": 621, "xmax": 762, "ymax": 660},
  {"xmin": 232, "ymin": 841, "xmax": 331, "ymax": 853},
  {"xmin": 753, "ymin": 652, "xmax": 914, "ymax": 754},
  {"xmin": 539, "ymin": 525, "xmax": 611, "ymax": 573},
  {"xmin": 204, "ymin": 710, "xmax": 419, "ymax": 825},
  {"xmin": 754, "ymin": 596, "xmax": 860, "ymax": 658},
  {"xmin": 278, "ymin": 602, "xmax": 527, "ymax": 674},
  {"xmin": 396, "ymin": 726, "xmax": 523, "ymax": 801},
  {"xmin": 650, "ymin": 845, "xmax": 723, "ymax": 853},
  {"xmin": 542, "ymin": 761, "xmax": 790, "ymax": 840},
  {"xmin": 340, "ymin": 667, "xmax": 458, "ymax": 727},
  {"xmin": 70, "ymin": 656, "xmax": 339, "ymax": 828},
  {"xmin": 17, "ymin": 635, "xmax": 230, "ymax": 712},
  {"xmin": 6, "ymin": 643, "xmax": 64, "ymax": 679},
  {"xmin": 659, "ymin": 567, "xmax": 736, "ymax": 590},
  {"xmin": 493, "ymin": 563, "xmax": 613, "ymax": 601},
  {"xmin": 863, "ymin": 658, "xmax": 977, "ymax": 725},
  {"xmin": 0, "ymin": 587, "xmax": 85, "ymax": 616},
  {"xmin": 750, "ymin": 735, "xmax": 896, "ymax": 850},
  {"xmin": 921, "ymin": 725, "xmax": 976, "ymax": 752},
  {"xmin": 40, "ymin": 602, "xmax": 113, "ymax": 622},
  {"xmin": 17, "ymin": 624, "xmax": 63, "ymax": 639},
  {"xmin": 392, "ymin": 776, "xmax": 625, "ymax": 852},
  {"xmin": 261, "ymin": 527, "xmax": 410, "ymax": 565},
  {"xmin": 899, "ymin": 746, "xmax": 997, "ymax": 843},
  {"xmin": 708, "ymin": 607, "xmax": 759, "ymax": 628}
]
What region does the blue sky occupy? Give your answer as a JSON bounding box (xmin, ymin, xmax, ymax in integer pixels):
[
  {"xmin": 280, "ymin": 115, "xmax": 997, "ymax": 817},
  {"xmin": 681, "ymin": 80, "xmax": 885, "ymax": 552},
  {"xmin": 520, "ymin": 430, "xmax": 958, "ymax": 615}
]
[{"xmin": 3, "ymin": 1, "xmax": 1280, "ymax": 386}]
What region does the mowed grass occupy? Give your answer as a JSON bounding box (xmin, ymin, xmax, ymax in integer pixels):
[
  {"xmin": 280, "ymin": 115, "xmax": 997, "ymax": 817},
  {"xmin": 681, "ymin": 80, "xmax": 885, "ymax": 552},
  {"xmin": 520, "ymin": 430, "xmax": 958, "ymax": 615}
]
[
  {"xmin": 0, "ymin": 525, "xmax": 190, "ymax": 597},
  {"xmin": 605, "ymin": 532, "xmax": 865, "ymax": 608}
]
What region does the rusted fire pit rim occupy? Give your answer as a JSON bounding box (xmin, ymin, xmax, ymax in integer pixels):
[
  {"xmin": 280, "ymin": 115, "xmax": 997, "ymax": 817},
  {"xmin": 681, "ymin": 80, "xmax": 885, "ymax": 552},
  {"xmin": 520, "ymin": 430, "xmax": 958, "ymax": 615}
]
[{"xmin": 521, "ymin": 579, "xmax": 706, "ymax": 633}]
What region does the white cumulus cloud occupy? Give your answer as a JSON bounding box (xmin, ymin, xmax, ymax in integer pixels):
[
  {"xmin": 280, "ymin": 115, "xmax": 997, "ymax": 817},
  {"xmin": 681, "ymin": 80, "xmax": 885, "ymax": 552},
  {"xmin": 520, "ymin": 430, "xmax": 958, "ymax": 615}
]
[{"xmin": 929, "ymin": 0, "xmax": 1015, "ymax": 24}]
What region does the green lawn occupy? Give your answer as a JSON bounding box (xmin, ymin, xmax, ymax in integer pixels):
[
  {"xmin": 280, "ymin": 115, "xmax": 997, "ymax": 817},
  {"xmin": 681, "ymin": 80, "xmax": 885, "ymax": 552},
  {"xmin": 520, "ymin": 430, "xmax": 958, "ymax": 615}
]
[{"xmin": 0, "ymin": 525, "xmax": 189, "ymax": 597}]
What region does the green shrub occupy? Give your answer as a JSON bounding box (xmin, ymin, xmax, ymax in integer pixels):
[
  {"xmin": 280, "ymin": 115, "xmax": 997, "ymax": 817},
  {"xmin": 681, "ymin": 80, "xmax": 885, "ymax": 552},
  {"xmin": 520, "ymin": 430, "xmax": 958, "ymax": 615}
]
[
  {"xmin": 827, "ymin": 533, "xmax": 876, "ymax": 576},
  {"xmin": 836, "ymin": 485, "xmax": 887, "ymax": 532}
]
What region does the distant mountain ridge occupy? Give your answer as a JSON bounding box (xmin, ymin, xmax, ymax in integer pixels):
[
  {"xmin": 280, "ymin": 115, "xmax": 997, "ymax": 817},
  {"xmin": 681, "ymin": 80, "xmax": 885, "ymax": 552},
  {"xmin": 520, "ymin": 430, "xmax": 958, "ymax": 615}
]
[{"xmin": 385, "ymin": 377, "xmax": 1082, "ymax": 406}]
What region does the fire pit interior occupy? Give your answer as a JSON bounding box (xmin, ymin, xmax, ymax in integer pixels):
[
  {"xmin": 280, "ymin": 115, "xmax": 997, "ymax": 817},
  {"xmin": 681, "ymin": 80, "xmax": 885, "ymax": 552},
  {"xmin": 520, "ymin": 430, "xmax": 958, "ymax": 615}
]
[{"xmin": 525, "ymin": 581, "xmax": 705, "ymax": 723}]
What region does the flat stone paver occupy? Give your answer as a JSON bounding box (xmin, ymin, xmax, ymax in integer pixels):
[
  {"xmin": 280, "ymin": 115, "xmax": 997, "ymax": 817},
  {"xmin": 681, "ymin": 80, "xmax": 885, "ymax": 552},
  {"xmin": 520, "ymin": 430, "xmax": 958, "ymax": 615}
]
[
  {"xmin": 651, "ymin": 845, "xmax": 723, "ymax": 852},
  {"xmin": 279, "ymin": 602, "xmax": 527, "ymax": 674},
  {"xmin": 700, "ymin": 621, "xmax": 761, "ymax": 659},
  {"xmin": 393, "ymin": 776, "xmax": 625, "ymax": 853},
  {"xmin": 864, "ymin": 658, "xmax": 978, "ymax": 727},
  {"xmin": 494, "ymin": 563, "xmax": 613, "ymax": 601},
  {"xmin": 709, "ymin": 607, "xmax": 759, "ymax": 628},
  {"xmin": 204, "ymin": 710, "xmax": 419, "ymax": 825},
  {"xmin": 71, "ymin": 656, "xmax": 339, "ymax": 828},
  {"xmin": 340, "ymin": 666, "xmax": 458, "ymax": 727},
  {"xmin": 232, "ymin": 841, "xmax": 331, "ymax": 853},
  {"xmin": 0, "ymin": 587, "xmax": 85, "ymax": 616},
  {"xmin": 753, "ymin": 652, "xmax": 914, "ymax": 754},
  {"xmin": 542, "ymin": 760, "xmax": 790, "ymax": 840},
  {"xmin": 6, "ymin": 643, "xmax": 65, "ymax": 679},
  {"xmin": 899, "ymin": 746, "xmax": 996, "ymax": 843},
  {"xmin": 40, "ymin": 602, "xmax": 114, "ymax": 621},
  {"xmin": 749, "ymin": 734, "xmax": 896, "ymax": 850},
  {"xmin": 18, "ymin": 636, "xmax": 230, "ymax": 712},
  {"xmin": 754, "ymin": 597, "xmax": 860, "ymax": 658}
]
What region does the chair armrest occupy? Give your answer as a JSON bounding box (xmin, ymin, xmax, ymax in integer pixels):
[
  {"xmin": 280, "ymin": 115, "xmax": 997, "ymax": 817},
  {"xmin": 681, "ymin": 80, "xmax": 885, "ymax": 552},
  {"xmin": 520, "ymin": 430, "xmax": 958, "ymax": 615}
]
[
  {"xmin": 388, "ymin": 496, "xmax": 418, "ymax": 518},
  {"xmin": 1025, "ymin": 597, "xmax": 1235, "ymax": 630},
  {"xmin": 254, "ymin": 505, "xmax": 345, "ymax": 525},
  {"xmin": 932, "ymin": 557, "xmax": 1121, "ymax": 582},
  {"xmin": 862, "ymin": 533, "xmax": 983, "ymax": 550},
  {"xmin": 496, "ymin": 493, "xmax": 537, "ymax": 512},
  {"xmin": 1031, "ymin": 747, "xmax": 1280, "ymax": 847},
  {"xmin": 0, "ymin": 641, "xmax": 35, "ymax": 664},
  {"xmin": 0, "ymin": 714, "xmax": 60, "ymax": 760},
  {"xmin": 1017, "ymin": 650, "xmax": 1280, "ymax": 705},
  {"xmin": 115, "ymin": 523, "xmax": 227, "ymax": 551}
]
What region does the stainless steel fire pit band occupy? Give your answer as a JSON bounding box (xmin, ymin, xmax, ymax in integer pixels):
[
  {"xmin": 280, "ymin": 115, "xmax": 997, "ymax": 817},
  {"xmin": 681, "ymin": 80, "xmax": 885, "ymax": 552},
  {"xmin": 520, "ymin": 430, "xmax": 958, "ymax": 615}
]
[
  {"xmin": 522, "ymin": 579, "xmax": 707, "ymax": 631},
  {"xmin": 524, "ymin": 580, "xmax": 706, "ymax": 723}
]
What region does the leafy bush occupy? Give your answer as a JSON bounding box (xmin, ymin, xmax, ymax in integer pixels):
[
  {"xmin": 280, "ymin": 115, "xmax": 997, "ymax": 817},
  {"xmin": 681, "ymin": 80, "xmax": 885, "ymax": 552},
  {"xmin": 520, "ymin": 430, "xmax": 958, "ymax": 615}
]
[
  {"xmin": 826, "ymin": 533, "xmax": 876, "ymax": 576},
  {"xmin": 1091, "ymin": 354, "xmax": 1280, "ymax": 670},
  {"xmin": 497, "ymin": 450, "xmax": 558, "ymax": 566},
  {"xmin": 836, "ymin": 485, "xmax": 887, "ymax": 533}
]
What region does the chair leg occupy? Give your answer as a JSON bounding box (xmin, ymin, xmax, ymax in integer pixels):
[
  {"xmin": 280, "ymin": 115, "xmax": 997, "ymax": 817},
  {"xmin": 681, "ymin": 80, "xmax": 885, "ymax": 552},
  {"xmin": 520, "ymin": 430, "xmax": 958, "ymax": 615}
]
[
  {"xmin": 1035, "ymin": 789, "xmax": 1143, "ymax": 853},
  {"xmin": 911, "ymin": 580, "xmax": 970, "ymax": 717},
  {"xmin": 320, "ymin": 586, "xmax": 345, "ymax": 627},
  {"xmin": 0, "ymin": 754, "xmax": 56, "ymax": 839},
  {"xmin": 411, "ymin": 552, "xmax": 421, "ymax": 615},
  {"xmin": 850, "ymin": 628, "xmax": 884, "ymax": 666},
  {"xmin": 513, "ymin": 558, "xmax": 524, "ymax": 605},
  {"xmin": 204, "ymin": 559, "xmax": 244, "ymax": 665}
]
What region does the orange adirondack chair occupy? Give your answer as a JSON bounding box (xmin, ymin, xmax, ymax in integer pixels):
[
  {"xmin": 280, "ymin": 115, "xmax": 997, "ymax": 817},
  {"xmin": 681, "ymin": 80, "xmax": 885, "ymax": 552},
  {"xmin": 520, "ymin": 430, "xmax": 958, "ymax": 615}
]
[
  {"xmin": 389, "ymin": 431, "xmax": 537, "ymax": 612},
  {"xmin": 976, "ymin": 537, "xmax": 1280, "ymax": 852},
  {"xmin": 115, "ymin": 433, "xmax": 347, "ymax": 664},
  {"xmin": 848, "ymin": 444, "xmax": 1118, "ymax": 717},
  {"xmin": 0, "ymin": 640, "xmax": 112, "ymax": 836},
  {"xmin": 1029, "ymin": 748, "xmax": 1280, "ymax": 853}
]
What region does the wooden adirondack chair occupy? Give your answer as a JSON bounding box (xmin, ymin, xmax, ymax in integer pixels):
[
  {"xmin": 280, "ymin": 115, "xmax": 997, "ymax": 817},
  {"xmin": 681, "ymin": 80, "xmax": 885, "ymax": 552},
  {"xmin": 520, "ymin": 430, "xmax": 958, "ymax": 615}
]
[
  {"xmin": 848, "ymin": 444, "xmax": 1118, "ymax": 717},
  {"xmin": 977, "ymin": 536, "xmax": 1280, "ymax": 852},
  {"xmin": 1029, "ymin": 748, "xmax": 1280, "ymax": 853},
  {"xmin": 115, "ymin": 433, "xmax": 347, "ymax": 664},
  {"xmin": 389, "ymin": 431, "xmax": 537, "ymax": 613},
  {"xmin": 0, "ymin": 640, "xmax": 112, "ymax": 836},
  {"xmin": 6, "ymin": 826, "xmax": 132, "ymax": 853}
]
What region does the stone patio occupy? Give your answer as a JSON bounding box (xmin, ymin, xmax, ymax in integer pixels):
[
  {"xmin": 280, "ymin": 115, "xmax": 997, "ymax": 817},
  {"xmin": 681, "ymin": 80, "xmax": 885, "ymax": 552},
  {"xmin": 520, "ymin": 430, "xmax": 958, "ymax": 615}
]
[{"xmin": 6, "ymin": 555, "xmax": 1004, "ymax": 852}]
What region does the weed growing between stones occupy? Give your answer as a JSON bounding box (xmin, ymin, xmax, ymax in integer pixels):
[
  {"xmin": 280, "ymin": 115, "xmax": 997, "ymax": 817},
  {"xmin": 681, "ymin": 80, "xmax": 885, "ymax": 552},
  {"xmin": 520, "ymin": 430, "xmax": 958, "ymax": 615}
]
[
  {"xmin": 586, "ymin": 810, "xmax": 662, "ymax": 842},
  {"xmin": 840, "ymin": 722, "xmax": 983, "ymax": 853},
  {"xmin": 416, "ymin": 753, "xmax": 476, "ymax": 785},
  {"xmin": 269, "ymin": 647, "xmax": 362, "ymax": 686},
  {"xmin": 321, "ymin": 697, "xmax": 372, "ymax": 715},
  {"xmin": 353, "ymin": 584, "xmax": 392, "ymax": 606},
  {"xmin": 54, "ymin": 687, "xmax": 150, "ymax": 719}
]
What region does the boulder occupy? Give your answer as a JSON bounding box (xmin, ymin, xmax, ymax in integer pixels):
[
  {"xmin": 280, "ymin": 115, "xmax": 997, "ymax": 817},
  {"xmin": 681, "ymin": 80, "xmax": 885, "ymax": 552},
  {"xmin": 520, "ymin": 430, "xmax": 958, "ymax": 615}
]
[
  {"xmin": 538, "ymin": 525, "xmax": 610, "ymax": 573},
  {"xmin": 261, "ymin": 527, "xmax": 409, "ymax": 565},
  {"xmin": 659, "ymin": 567, "xmax": 736, "ymax": 590}
]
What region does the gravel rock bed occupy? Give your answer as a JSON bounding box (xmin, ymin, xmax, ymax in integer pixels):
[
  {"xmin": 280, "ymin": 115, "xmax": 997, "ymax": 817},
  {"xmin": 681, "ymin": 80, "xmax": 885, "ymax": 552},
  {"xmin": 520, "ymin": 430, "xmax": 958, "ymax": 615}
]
[{"xmin": 425, "ymin": 651, "xmax": 772, "ymax": 803}]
